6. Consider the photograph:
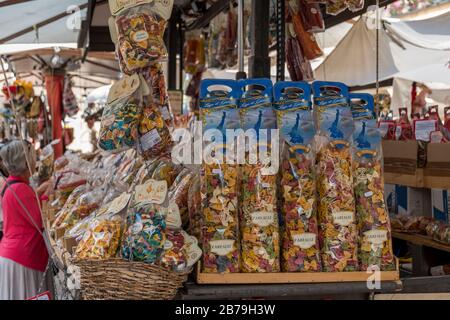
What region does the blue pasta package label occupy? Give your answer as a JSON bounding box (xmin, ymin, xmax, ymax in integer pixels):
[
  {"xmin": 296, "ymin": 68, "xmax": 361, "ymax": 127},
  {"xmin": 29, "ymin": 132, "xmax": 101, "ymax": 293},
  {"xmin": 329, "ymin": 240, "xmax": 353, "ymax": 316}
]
[
  {"xmin": 274, "ymin": 81, "xmax": 315, "ymax": 154},
  {"xmin": 238, "ymin": 79, "xmax": 276, "ymax": 135},
  {"xmin": 199, "ymin": 79, "xmax": 240, "ymax": 138},
  {"xmin": 312, "ymin": 81, "xmax": 353, "ymax": 149},
  {"xmin": 350, "ymin": 93, "xmax": 381, "ymax": 160}
]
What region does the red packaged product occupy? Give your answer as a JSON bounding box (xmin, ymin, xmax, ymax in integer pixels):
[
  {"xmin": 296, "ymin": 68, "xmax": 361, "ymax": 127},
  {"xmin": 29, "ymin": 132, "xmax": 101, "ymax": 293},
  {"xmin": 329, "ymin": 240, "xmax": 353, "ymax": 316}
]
[
  {"xmin": 290, "ymin": 7, "xmax": 323, "ymax": 60},
  {"xmin": 297, "ymin": 0, "xmax": 325, "ymax": 33},
  {"xmin": 378, "ymin": 120, "xmax": 396, "ymax": 140}
]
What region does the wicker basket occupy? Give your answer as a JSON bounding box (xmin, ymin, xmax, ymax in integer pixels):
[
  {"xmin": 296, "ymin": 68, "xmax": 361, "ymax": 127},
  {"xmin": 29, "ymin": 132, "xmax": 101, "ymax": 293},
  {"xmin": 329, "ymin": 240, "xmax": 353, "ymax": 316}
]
[{"xmin": 75, "ymin": 259, "xmax": 189, "ymax": 300}]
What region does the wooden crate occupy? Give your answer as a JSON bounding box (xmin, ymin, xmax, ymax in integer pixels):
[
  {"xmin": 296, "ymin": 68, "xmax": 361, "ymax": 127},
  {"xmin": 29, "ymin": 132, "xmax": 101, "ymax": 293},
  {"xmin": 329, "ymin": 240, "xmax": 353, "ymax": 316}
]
[{"xmin": 196, "ymin": 260, "xmax": 400, "ymax": 284}]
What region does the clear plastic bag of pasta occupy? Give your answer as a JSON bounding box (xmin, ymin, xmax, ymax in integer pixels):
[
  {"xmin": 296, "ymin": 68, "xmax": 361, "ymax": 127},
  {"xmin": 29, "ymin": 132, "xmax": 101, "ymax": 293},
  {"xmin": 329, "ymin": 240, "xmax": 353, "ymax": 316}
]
[
  {"xmin": 274, "ymin": 81, "xmax": 321, "ymax": 272},
  {"xmin": 98, "ymin": 74, "xmax": 142, "ymax": 153},
  {"xmin": 188, "ymin": 174, "xmax": 202, "ymax": 244},
  {"xmin": 141, "ymin": 64, "xmax": 174, "ymax": 129},
  {"xmin": 313, "ymin": 81, "xmax": 359, "ymax": 272},
  {"xmin": 350, "ymin": 93, "xmax": 395, "ymax": 271},
  {"xmin": 237, "ymin": 78, "xmax": 280, "ymax": 273},
  {"xmin": 167, "ymin": 168, "xmax": 196, "ymax": 229},
  {"xmin": 199, "ymin": 79, "xmax": 241, "ymax": 273},
  {"xmin": 137, "ymin": 101, "xmax": 173, "ymax": 160},
  {"xmin": 115, "ymin": 6, "xmax": 168, "ymax": 72},
  {"xmin": 75, "ymin": 214, "xmax": 124, "ymax": 261},
  {"xmin": 52, "ymin": 184, "xmax": 88, "ymax": 230}
]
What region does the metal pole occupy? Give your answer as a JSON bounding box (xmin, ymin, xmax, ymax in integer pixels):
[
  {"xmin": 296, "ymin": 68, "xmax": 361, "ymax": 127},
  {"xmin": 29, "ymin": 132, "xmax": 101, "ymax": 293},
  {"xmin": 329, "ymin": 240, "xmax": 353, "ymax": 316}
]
[
  {"xmin": 249, "ymin": 0, "xmax": 271, "ymax": 78},
  {"xmin": 236, "ymin": 0, "xmax": 246, "ymax": 80}
]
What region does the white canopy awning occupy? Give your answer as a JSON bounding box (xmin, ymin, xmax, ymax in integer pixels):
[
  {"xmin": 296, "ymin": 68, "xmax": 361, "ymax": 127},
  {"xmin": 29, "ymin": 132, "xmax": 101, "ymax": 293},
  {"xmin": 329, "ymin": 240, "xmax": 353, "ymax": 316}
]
[
  {"xmin": 384, "ymin": 9, "xmax": 450, "ymax": 51},
  {"xmin": 0, "ymin": 0, "xmax": 87, "ymax": 45},
  {"xmin": 314, "ymin": 16, "xmax": 450, "ymax": 87}
]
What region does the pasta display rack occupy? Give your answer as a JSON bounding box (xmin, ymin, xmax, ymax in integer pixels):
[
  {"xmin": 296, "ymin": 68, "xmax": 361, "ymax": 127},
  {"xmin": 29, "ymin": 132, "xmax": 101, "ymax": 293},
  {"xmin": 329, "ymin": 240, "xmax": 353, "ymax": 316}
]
[{"xmin": 195, "ymin": 260, "xmax": 400, "ymax": 284}]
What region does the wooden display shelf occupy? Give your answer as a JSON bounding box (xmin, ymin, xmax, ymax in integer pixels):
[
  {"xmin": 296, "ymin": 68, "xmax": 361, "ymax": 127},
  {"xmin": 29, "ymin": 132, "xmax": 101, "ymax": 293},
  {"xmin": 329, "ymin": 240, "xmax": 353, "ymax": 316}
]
[
  {"xmin": 196, "ymin": 262, "xmax": 400, "ymax": 284},
  {"xmin": 392, "ymin": 231, "xmax": 450, "ymax": 253}
]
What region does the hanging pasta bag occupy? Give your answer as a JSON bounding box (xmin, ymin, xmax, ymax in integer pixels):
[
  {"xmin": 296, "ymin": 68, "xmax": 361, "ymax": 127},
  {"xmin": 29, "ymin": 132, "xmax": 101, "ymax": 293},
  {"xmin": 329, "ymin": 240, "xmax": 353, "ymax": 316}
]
[
  {"xmin": 98, "ymin": 74, "xmax": 141, "ymax": 153},
  {"xmin": 274, "ymin": 81, "xmax": 321, "ymax": 272}
]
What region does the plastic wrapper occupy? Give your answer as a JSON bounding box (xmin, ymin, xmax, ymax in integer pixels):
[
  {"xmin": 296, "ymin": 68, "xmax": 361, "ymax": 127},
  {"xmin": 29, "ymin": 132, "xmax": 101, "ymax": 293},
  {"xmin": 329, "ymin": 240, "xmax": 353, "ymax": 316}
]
[
  {"xmin": 313, "ymin": 81, "xmax": 358, "ymax": 272},
  {"xmin": 238, "ymin": 79, "xmax": 280, "ymax": 273},
  {"xmin": 346, "ymin": 0, "xmax": 365, "ymax": 12},
  {"xmin": 151, "ymin": 159, "xmax": 181, "ymax": 188},
  {"xmin": 98, "ymin": 76, "xmax": 141, "ymax": 153},
  {"xmin": 188, "ymin": 175, "xmax": 202, "ymax": 243},
  {"xmin": 116, "ymin": 7, "xmax": 168, "ymax": 72},
  {"xmin": 63, "ymin": 78, "xmax": 79, "ymax": 117},
  {"xmin": 285, "ymin": 36, "xmax": 314, "ymax": 82},
  {"xmin": 200, "ymin": 79, "xmax": 241, "ymax": 273},
  {"xmin": 326, "ymin": 0, "xmax": 348, "ymax": 16},
  {"xmin": 59, "ymin": 187, "xmax": 106, "ymax": 230},
  {"xmin": 54, "ymin": 170, "xmax": 87, "ymax": 205},
  {"xmin": 274, "ymin": 82, "xmax": 321, "ymax": 272},
  {"xmin": 296, "ymin": 0, "xmax": 325, "ymax": 33},
  {"xmin": 434, "ymin": 223, "xmax": 450, "ymax": 245},
  {"xmin": 35, "ymin": 144, "xmax": 54, "ymax": 184},
  {"xmin": 75, "ymin": 215, "xmax": 123, "ymax": 260},
  {"xmin": 141, "ymin": 64, "xmax": 174, "ymax": 129},
  {"xmin": 52, "ymin": 185, "xmax": 88, "ymax": 230},
  {"xmin": 350, "ymin": 93, "xmax": 395, "ymax": 271},
  {"xmin": 54, "ymin": 156, "xmax": 69, "ymax": 171},
  {"xmin": 289, "ymin": 8, "xmax": 323, "ymax": 60},
  {"xmin": 122, "ymin": 202, "xmax": 167, "ymax": 263},
  {"xmin": 137, "ymin": 102, "xmax": 173, "ymax": 160},
  {"xmin": 184, "ymin": 32, "xmax": 206, "ymax": 75},
  {"xmin": 168, "ymin": 169, "xmax": 196, "ymax": 229}
]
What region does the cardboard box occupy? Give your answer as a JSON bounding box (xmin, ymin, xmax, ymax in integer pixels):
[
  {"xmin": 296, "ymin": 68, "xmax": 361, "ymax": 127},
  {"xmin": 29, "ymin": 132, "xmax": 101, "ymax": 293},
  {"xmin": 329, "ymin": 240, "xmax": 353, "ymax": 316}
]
[
  {"xmin": 63, "ymin": 236, "xmax": 79, "ymax": 255},
  {"xmin": 396, "ymin": 186, "xmax": 431, "ymax": 216},
  {"xmin": 426, "ymin": 143, "xmax": 450, "ymax": 176},
  {"xmin": 431, "ymin": 189, "xmax": 450, "ymax": 223},
  {"xmin": 382, "ymin": 140, "xmax": 418, "ymax": 175}
]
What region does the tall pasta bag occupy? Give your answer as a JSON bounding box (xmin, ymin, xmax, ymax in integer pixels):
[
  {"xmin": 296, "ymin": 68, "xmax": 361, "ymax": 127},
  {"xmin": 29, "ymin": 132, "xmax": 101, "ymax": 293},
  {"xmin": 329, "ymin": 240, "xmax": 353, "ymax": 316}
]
[
  {"xmin": 313, "ymin": 81, "xmax": 359, "ymax": 272},
  {"xmin": 274, "ymin": 81, "xmax": 321, "ymax": 272},
  {"xmin": 238, "ymin": 78, "xmax": 280, "ymax": 273},
  {"xmin": 98, "ymin": 74, "xmax": 142, "ymax": 153},
  {"xmin": 199, "ymin": 79, "xmax": 241, "ymax": 273},
  {"xmin": 350, "ymin": 93, "xmax": 395, "ymax": 271}
]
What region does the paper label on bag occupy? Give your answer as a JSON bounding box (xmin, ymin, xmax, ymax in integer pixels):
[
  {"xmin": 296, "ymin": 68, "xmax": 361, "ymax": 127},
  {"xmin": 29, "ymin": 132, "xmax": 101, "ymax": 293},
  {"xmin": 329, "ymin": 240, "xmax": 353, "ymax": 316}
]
[
  {"xmin": 132, "ymin": 30, "xmax": 149, "ymax": 43},
  {"xmin": 109, "ymin": 0, "xmax": 154, "ymax": 15},
  {"xmin": 131, "ymin": 222, "xmax": 143, "ymax": 235},
  {"xmin": 165, "ymin": 203, "xmax": 182, "ymax": 229},
  {"xmin": 108, "ymin": 74, "xmax": 140, "ymax": 104},
  {"xmin": 140, "ymin": 129, "xmax": 162, "ymax": 151},
  {"xmin": 182, "ymin": 231, "xmax": 202, "ymax": 267},
  {"xmin": 415, "ymin": 120, "xmax": 437, "ymax": 142},
  {"xmin": 293, "ymin": 233, "xmax": 316, "ymax": 249},
  {"xmin": 209, "ymin": 240, "xmax": 235, "ymax": 256},
  {"xmin": 395, "ymin": 126, "xmax": 402, "ymax": 140},
  {"xmin": 332, "ymin": 211, "xmax": 355, "ymax": 226},
  {"xmin": 250, "ymin": 211, "xmax": 275, "ymax": 227},
  {"xmin": 364, "ymin": 229, "xmax": 388, "ymax": 245},
  {"xmin": 108, "ymin": 193, "xmax": 131, "ymax": 214},
  {"xmin": 164, "ymin": 240, "xmax": 173, "ymax": 250},
  {"xmin": 102, "ymin": 114, "xmax": 116, "ymax": 127},
  {"xmin": 160, "ymin": 106, "xmax": 171, "ymax": 120},
  {"xmin": 134, "ymin": 179, "xmax": 167, "ymax": 204},
  {"xmin": 212, "ymin": 169, "xmax": 222, "ymax": 175},
  {"xmin": 364, "ymin": 191, "xmax": 374, "ymax": 198}
]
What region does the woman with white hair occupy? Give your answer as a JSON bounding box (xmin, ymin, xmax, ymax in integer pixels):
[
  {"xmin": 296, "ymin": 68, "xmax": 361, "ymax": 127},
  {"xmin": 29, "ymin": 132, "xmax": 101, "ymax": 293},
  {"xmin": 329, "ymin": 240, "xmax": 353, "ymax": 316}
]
[{"xmin": 0, "ymin": 140, "xmax": 50, "ymax": 300}]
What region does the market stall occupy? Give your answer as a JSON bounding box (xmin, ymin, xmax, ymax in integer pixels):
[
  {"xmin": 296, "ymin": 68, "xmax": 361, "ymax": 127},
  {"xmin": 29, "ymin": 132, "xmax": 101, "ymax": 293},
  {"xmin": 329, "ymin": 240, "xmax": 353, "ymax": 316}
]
[{"xmin": 0, "ymin": 0, "xmax": 449, "ymax": 301}]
